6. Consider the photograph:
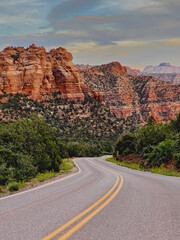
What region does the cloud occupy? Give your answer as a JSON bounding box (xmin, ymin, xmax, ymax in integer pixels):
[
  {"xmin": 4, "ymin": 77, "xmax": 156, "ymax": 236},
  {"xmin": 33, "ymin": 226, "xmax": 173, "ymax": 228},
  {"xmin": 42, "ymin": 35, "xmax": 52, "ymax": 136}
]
[
  {"xmin": 164, "ymin": 38, "xmax": 180, "ymax": 47},
  {"xmin": 46, "ymin": 0, "xmax": 180, "ymax": 48},
  {"xmin": 48, "ymin": 0, "xmax": 100, "ymax": 23},
  {"xmin": 0, "ymin": 0, "xmax": 52, "ymax": 37},
  {"xmin": 0, "ymin": 0, "xmax": 180, "ymax": 67}
]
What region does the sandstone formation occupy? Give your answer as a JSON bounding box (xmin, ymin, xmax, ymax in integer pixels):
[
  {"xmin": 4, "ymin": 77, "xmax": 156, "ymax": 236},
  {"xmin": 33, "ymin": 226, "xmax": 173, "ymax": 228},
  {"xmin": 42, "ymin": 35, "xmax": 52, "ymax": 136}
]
[
  {"xmin": 0, "ymin": 45, "xmax": 180, "ymax": 124},
  {"xmin": 80, "ymin": 62, "xmax": 180, "ymax": 123},
  {"xmin": 0, "ymin": 44, "xmax": 102, "ymax": 102}
]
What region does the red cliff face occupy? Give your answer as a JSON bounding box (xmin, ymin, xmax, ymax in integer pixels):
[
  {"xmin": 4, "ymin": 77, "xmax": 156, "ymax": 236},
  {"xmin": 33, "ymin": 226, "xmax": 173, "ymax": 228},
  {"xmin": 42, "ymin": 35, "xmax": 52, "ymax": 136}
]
[
  {"xmin": 80, "ymin": 62, "xmax": 180, "ymax": 123},
  {"xmin": 0, "ymin": 44, "xmax": 102, "ymax": 102}
]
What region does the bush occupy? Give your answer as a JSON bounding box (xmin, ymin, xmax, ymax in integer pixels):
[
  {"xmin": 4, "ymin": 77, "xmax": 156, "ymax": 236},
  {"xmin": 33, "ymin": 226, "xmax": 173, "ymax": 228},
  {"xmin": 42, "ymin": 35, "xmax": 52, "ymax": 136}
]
[
  {"xmin": 170, "ymin": 113, "xmax": 180, "ymax": 132},
  {"xmin": 174, "ymin": 153, "xmax": 180, "ymax": 170},
  {"xmin": 0, "ymin": 114, "xmax": 66, "ymax": 185},
  {"xmin": 122, "ymin": 147, "xmax": 131, "ymax": 156},
  {"xmin": 136, "ymin": 123, "xmax": 171, "ymax": 154},
  {"xmin": 8, "ymin": 182, "xmax": 19, "ymax": 192},
  {"xmin": 146, "ymin": 140, "xmax": 175, "ymax": 167},
  {"xmin": 115, "ymin": 132, "xmax": 136, "ymax": 156}
]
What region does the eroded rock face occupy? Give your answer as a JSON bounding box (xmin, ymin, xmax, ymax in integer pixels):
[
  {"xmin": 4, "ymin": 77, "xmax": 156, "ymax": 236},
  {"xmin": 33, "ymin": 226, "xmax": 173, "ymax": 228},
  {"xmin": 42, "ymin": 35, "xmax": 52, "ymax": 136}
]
[
  {"xmin": 80, "ymin": 62, "xmax": 180, "ymax": 123},
  {"xmin": 0, "ymin": 45, "xmax": 102, "ymax": 102}
]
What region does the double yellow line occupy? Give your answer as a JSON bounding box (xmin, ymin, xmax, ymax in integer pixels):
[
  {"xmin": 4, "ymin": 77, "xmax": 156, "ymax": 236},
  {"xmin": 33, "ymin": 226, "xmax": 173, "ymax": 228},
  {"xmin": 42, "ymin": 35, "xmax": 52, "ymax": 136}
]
[{"xmin": 42, "ymin": 160, "xmax": 124, "ymax": 240}]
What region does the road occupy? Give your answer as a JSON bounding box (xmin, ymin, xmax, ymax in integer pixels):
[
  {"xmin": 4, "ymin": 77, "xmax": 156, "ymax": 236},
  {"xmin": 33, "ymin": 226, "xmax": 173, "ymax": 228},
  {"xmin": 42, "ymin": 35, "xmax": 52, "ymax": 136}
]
[{"xmin": 0, "ymin": 156, "xmax": 180, "ymax": 240}]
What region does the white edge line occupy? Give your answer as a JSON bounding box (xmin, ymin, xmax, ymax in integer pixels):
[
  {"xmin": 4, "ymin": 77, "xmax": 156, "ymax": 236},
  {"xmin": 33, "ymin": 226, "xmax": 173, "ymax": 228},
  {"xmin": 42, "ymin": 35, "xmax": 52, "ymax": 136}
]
[{"xmin": 0, "ymin": 159, "xmax": 81, "ymax": 201}]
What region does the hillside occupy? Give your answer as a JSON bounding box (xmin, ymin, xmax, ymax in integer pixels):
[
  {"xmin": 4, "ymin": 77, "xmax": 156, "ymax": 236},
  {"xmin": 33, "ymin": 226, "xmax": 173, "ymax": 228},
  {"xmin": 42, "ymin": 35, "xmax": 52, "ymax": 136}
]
[
  {"xmin": 0, "ymin": 45, "xmax": 180, "ymax": 133},
  {"xmin": 142, "ymin": 73, "xmax": 180, "ymax": 85},
  {"xmin": 80, "ymin": 62, "xmax": 180, "ymax": 123},
  {"xmin": 0, "ymin": 93, "xmax": 128, "ymax": 150}
]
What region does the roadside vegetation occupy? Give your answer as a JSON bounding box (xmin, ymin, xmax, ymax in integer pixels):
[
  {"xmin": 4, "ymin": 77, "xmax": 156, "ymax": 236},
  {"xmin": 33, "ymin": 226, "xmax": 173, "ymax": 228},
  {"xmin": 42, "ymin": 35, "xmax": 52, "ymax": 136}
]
[
  {"xmin": 0, "ymin": 114, "xmax": 76, "ymax": 196},
  {"xmin": 110, "ymin": 115, "xmax": 180, "ymax": 177},
  {"xmin": 0, "ymin": 158, "xmax": 74, "ymax": 196}
]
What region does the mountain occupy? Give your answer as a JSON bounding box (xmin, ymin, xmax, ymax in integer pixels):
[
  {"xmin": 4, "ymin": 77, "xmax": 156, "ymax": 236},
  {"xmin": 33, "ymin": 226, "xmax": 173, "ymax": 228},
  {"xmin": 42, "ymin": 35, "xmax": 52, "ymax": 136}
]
[
  {"xmin": 0, "ymin": 45, "xmax": 180, "ymax": 127},
  {"xmin": 143, "ymin": 73, "xmax": 180, "ymax": 85},
  {"xmin": 80, "ymin": 62, "xmax": 180, "ymax": 123},
  {"xmin": 142, "ymin": 63, "xmax": 180, "ymax": 74},
  {"xmin": 0, "ymin": 93, "xmax": 125, "ymax": 145},
  {"xmin": 76, "ymin": 64, "xmax": 94, "ymax": 70},
  {"xmin": 125, "ymin": 66, "xmax": 141, "ymax": 76},
  {"xmin": 0, "ymin": 44, "xmax": 102, "ymax": 102}
]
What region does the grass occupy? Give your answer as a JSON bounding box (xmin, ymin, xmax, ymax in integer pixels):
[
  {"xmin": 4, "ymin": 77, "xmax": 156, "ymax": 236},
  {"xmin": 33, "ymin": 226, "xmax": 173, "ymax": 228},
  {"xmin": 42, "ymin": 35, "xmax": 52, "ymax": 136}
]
[
  {"xmin": 150, "ymin": 167, "xmax": 180, "ymax": 177},
  {"xmin": 37, "ymin": 171, "xmax": 57, "ymax": 182},
  {"xmin": 106, "ymin": 157, "xmax": 142, "ymax": 171},
  {"xmin": 0, "ymin": 158, "xmax": 75, "ymax": 197},
  {"xmin": 62, "ymin": 164, "xmax": 73, "ymax": 172},
  {"xmin": 106, "ymin": 157, "xmax": 180, "ymax": 177}
]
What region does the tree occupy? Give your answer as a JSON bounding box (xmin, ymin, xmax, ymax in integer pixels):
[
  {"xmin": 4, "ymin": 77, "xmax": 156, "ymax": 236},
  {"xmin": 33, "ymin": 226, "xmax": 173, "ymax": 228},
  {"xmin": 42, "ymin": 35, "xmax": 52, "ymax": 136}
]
[{"xmin": 114, "ymin": 132, "xmax": 136, "ymax": 156}]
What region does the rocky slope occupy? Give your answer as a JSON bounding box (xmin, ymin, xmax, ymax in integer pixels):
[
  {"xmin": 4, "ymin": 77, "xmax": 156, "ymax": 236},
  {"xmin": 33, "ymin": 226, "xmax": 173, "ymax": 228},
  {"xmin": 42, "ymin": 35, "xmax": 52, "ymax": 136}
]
[
  {"xmin": 0, "ymin": 45, "xmax": 180, "ymax": 125},
  {"xmin": 80, "ymin": 62, "xmax": 180, "ymax": 123},
  {"xmin": 0, "ymin": 93, "xmax": 126, "ymax": 146},
  {"xmin": 0, "ymin": 44, "xmax": 102, "ymax": 102},
  {"xmin": 142, "ymin": 63, "xmax": 180, "ymax": 74},
  {"xmin": 142, "ymin": 73, "xmax": 180, "ymax": 85},
  {"xmin": 125, "ymin": 66, "xmax": 141, "ymax": 76}
]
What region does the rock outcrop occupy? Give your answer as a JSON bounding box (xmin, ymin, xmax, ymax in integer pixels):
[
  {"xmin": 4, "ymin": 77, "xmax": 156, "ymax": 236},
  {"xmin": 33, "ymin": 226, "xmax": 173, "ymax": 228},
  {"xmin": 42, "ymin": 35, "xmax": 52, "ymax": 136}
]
[
  {"xmin": 0, "ymin": 45, "xmax": 102, "ymax": 102},
  {"xmin": 80, "ymin": 62, "xmax": 180, "ymax": 123},
  {"xmin": 0, "ymin": 45, "xmax": 180, "ymax": 124}
]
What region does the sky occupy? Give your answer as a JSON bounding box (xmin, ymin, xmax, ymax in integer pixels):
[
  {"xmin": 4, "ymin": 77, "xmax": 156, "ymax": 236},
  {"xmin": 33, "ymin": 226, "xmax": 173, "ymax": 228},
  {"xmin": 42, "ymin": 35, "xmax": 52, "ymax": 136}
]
[{"xmin": 0, "ymin": 0, "xmax": 180, "ymax": 68}]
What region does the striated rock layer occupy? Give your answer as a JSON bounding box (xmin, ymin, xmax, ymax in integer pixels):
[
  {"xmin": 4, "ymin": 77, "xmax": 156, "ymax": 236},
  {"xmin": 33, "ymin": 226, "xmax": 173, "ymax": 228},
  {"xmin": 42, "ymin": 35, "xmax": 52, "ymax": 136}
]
[
  {"xmin": 0, "ymin": 44, "xmax": 103, "ymax": 102},
  {"xmin": 80, "ymin": 62, "xmax": 180, "ymax": 123}
]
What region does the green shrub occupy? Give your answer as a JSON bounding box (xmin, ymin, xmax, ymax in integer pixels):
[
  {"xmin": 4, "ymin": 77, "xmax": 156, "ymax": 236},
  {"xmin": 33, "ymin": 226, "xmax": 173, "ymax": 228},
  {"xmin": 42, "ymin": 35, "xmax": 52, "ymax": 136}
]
[
  {"xmin": 170, "ymin": 113, "xmax": 180, "ymax": 132},
  {"xmin": 136, "ymin": 123, "xmax": 171, "ymax": 154},
  {"xmin": 146, "ymin": 140, "xmax": 175, "ymax": 167},
  {"xmin": 139, "ymin": 160, "xmax": 146, "ymax": 169},
  {"xmin": 115, "ymin": 132, "xmax": 136, "ymax": 156},
  {"xmin": 122, "ymin": 147, "xmax": 131, "ymax": 156},
  {"xmin": 174, "ymin": 153, "xmax": 180, "ymax": 170},
  {"xmin": 8, "ymin": 182, "xmax": 19, "ymax": 192}
]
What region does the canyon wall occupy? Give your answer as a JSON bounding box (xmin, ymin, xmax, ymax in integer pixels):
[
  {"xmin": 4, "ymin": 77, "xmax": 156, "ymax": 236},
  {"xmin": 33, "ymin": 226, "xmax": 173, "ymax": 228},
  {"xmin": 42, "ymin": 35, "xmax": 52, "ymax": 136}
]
[
  {"xmin": 0, "ymin": 44, "xmax": 102, "ymax": 102},
  {"xmin": 80, "ymin": 62, "xmax": 180, "ymax": 123}
]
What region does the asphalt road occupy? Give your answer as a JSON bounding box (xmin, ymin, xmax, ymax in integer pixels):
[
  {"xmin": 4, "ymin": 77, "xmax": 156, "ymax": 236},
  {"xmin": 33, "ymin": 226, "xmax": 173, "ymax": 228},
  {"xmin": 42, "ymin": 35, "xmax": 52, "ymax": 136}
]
[{"xmin": 0, "ymin": 156, "xmax": 180, "ymax": 240}]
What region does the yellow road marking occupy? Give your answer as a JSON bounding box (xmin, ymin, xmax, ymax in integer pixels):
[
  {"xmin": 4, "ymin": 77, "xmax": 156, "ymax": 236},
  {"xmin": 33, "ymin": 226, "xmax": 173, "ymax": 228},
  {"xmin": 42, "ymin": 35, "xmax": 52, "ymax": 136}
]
[
  {"xmin": 57, "ymin": 174, "xmax": 124, "ymax": 240},
  {"xmin": 42, "ymin": 159, "xmax": 124, "ymax": 240}
]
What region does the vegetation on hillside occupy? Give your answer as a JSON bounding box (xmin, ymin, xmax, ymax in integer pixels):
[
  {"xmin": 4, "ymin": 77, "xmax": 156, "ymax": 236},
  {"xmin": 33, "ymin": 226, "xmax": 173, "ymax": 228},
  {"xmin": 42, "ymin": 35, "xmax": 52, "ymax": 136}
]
[
  {"xmin": 114, "ymin": 115, "xmax": 180, "ymax": 171},
  {"xmin": 0, "ymin": 93, "xmax": 131, "ymax": 155}
]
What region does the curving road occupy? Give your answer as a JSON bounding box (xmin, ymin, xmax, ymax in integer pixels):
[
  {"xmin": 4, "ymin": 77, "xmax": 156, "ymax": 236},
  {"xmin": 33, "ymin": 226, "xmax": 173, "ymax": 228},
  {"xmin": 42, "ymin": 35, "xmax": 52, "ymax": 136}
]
[{"xmin": 0, "ymin": 156, "xmax": 180, "ymax": 240}]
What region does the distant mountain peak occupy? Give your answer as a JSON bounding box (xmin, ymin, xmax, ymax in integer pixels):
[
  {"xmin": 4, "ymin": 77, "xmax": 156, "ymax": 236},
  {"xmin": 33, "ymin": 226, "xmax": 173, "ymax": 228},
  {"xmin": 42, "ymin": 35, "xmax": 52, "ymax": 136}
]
[
  {"xmin": 142, "ymin": 63, "xmax": 180, "ymax": 74},
  {"xmin": 159, "ymin": 63, "xmax": 172, "ymax": 67}
]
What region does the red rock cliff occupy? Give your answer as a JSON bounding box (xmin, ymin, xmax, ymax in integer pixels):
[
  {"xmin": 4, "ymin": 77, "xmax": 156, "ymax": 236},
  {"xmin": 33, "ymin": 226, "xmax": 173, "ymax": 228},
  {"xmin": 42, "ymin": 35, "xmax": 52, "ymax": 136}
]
[
  {"xmin": 80, "ymin": 62, "xmax": 180, "ymax": 123},
  {"xmin": 0, "ymin": 44, "xmax": 102, "ymax": 102}
]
